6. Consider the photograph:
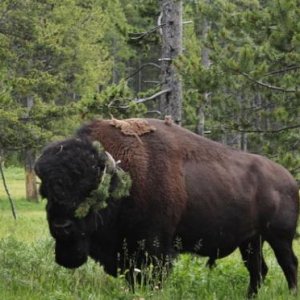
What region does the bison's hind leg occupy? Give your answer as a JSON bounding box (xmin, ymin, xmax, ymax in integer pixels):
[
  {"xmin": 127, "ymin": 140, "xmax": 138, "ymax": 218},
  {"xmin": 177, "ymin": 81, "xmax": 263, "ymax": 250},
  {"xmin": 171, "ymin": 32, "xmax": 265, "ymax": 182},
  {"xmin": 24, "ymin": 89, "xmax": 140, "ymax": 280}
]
[
  {"xmin": 239, "ymin": 236, "xmax": 268, "ymax": 297},
  {"xmin": 206, "ymin": 257, "xmax": 217, "ymax": 269},
  {"xmin": 265, "ymin": 233, "xmax": 298, "ymax": 293}
]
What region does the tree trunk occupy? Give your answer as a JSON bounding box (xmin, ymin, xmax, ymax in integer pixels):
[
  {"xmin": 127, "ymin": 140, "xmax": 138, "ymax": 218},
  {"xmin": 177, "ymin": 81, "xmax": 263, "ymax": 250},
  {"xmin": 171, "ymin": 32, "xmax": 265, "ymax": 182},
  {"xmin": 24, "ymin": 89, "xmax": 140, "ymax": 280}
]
[
  {"xmin": 238, "ymin": 94, "xmax": 248, "ymax": 151},
  {"xmin": 194, "ymin": 1, "xmax": 211, "ymax": 136},
  {"xmin": 240, "ymin": 132, "xmax": 248, "ymax": 151},
  {"xmin": 159, "ymin": 0, "xmax": 183, "ymax": 124},
  {"xmin": 25, "ymin": 149, "xmax": 38, "ymax": 201},
  {"xmin": 24, "ymin": 95, "xmax": 38, "ymax": 202},
  {"xmin": 196, "ymin": 106, "xmax": 205, "ymax": 136}
]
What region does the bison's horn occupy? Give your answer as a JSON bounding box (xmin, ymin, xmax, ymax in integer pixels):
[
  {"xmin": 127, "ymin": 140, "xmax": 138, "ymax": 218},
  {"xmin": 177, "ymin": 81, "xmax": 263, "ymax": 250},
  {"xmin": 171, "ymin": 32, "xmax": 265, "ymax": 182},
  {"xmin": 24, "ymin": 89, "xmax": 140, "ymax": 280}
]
[
  {"xmin": 92, "ymin": 141, "xmax": 119, "ymax": 173},
  {"xmin": 105, "ymin": 151, "xmax": 118, "ymax": 174}
]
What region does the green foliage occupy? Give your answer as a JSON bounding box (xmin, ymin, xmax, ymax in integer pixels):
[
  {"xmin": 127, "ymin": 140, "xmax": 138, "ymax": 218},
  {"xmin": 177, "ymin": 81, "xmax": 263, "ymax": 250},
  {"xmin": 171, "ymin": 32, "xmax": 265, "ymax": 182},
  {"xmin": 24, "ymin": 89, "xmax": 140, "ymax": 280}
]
[
  {"xmin": 181, "ymin": 0, "xmax": 300, "ymax": 177},
  {"xmin": 0, "ymin": 0, "xmax": 113, "ymax": 153},
  {"xmin": 75, "ymin": 173, "xmax": 111, "ymax": 218},
  {"xmin": 75, "ymin": 167, "xmax": 132, "ymax": 219},
  {"xmin": 78, "ymin": 80, "xmax": 147, "ymax": 119},
  {"xmin": 110, "ymin": 168, "xmax": 132, "ymax": 199},
  {"xmin": 1, "ymin": 0, "xmax": 299, "ymax": 180}
]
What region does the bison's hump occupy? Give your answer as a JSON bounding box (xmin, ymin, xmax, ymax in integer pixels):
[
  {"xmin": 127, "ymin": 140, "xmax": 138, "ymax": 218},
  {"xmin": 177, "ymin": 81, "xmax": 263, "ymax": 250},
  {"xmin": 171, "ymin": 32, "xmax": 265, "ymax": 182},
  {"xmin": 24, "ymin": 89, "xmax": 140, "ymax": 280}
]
[{"xmin": 109, "ymin": 118, "xmax": 156, "ymax": 137}]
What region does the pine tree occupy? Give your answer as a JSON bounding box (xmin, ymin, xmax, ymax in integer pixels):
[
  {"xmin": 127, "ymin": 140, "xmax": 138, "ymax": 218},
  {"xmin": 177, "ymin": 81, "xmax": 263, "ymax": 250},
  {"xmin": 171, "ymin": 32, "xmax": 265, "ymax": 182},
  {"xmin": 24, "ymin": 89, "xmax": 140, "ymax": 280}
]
[
  {"xmin": 180, "ymin": 0, "xmax": 300, "ymax": 179},
  {"xmin": 0, "ymin": 0, "xmax": 113, "ymax": 200}
]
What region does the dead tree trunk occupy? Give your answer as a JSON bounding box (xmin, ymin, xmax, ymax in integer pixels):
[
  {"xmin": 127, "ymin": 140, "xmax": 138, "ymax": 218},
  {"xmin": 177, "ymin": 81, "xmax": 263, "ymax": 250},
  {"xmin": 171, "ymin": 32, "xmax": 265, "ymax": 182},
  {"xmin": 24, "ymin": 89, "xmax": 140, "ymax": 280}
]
[
  {"xmin": 193, "ymin": 1, "xmax": 211, "ymax": 136},
  {"xmin": 24, "ymin": 148, "xmax": 38, "ymax": 201},
  {"xmin": 24, "ymin": 96, "xmax": 38, "ymax": 202},
  {"xmin": 159, "ymin": 0, "xmax": 183, "ymax": 125}
]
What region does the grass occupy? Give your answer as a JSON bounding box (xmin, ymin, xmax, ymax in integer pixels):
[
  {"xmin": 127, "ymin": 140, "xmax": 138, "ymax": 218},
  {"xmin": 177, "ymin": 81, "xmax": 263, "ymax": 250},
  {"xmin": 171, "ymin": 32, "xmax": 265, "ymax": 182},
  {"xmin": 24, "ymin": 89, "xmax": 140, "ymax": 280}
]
[
  {"xmin": 0, "ymin": 166, "xmax": 26, "ymax": 199},
  {"xmin": 0, "ymin": 167, "xmax": 300, "ymax": 299}
]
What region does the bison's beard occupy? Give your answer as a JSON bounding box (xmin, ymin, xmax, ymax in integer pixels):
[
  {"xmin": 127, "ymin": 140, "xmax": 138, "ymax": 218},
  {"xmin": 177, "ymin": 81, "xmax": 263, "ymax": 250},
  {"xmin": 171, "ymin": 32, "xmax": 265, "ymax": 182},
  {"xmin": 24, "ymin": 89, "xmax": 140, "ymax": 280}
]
[{"xmin": 55, "ymin": 239, "xmax": 89, "ymax": 269}]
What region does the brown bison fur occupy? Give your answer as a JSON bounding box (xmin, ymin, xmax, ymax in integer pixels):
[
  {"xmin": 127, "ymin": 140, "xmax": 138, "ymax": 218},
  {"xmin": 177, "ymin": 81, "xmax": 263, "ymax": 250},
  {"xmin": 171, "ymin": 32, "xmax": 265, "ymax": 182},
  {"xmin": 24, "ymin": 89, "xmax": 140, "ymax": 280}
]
[
  {"xmin": 110, "ymin": 117, "xmax": 156, "ymax": 136},
  {"xmin": 34, "ymin": 118, "xmax": 299, "ymax": 297}
]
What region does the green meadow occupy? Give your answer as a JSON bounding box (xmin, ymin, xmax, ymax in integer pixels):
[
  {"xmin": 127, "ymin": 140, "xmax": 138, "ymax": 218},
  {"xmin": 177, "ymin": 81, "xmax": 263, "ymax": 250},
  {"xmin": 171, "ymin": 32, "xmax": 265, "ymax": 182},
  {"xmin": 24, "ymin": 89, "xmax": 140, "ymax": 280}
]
[{"xmin": 0, "ymin": 167, "xmax": 299, "ymax": 299}]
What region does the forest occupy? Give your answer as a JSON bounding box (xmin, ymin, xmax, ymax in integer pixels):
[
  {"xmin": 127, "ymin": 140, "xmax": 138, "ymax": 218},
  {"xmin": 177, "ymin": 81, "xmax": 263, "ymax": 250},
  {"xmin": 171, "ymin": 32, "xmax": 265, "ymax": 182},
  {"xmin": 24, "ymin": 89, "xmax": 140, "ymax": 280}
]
[{"xmin": 0, "ymin": 1, "xmax": 299, "ymax": 299}]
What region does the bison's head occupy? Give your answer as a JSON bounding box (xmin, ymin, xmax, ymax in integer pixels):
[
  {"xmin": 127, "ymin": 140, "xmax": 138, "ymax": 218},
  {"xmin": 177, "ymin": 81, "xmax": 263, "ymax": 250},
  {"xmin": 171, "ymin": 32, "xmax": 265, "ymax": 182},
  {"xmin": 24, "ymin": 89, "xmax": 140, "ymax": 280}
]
[{"xmin": 35, "ymin": 138, "xmax": 117, "ymax": 269}]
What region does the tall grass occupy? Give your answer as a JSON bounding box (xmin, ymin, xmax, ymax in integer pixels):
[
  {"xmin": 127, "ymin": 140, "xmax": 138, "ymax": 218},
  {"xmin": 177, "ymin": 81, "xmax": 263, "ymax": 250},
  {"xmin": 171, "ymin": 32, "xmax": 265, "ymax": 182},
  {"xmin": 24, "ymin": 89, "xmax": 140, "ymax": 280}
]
[{"xmin": 0, "ymin": 168, "xmax": 299, "ymax": 299}]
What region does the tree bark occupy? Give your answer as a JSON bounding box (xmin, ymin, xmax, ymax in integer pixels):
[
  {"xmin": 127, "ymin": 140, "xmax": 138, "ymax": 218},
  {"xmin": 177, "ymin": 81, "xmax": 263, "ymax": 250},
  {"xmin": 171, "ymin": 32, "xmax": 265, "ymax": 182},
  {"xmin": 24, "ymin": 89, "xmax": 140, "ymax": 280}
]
[
  {"xmin": 24, "ymin": 149, "xmax": 38, "ymax": 201},
  {"xmin": 24, "ymin": 96, "xmax": 38, "ymax": 202},
  {"xmin": 237, "ymin": 94, "xmax": 248, "ymax": 151},
  {"xmin": 196, "ymin": 106, "xmax": 205, "ymax": 136},
  {"xmin": 193, "ymin": 0, "xmax": 211, "ymax": 135},
  {"xmin": 159, "ymin": 0, "xmax": 183, "ymax": 124}
]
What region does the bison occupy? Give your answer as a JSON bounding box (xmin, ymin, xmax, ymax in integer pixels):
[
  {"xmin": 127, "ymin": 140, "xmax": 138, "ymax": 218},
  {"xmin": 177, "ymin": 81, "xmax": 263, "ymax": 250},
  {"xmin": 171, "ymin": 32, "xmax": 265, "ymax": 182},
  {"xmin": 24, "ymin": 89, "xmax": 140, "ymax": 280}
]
[{"xmin": 34, "ymin": 118, "xmax": 299, "ymax": 296}]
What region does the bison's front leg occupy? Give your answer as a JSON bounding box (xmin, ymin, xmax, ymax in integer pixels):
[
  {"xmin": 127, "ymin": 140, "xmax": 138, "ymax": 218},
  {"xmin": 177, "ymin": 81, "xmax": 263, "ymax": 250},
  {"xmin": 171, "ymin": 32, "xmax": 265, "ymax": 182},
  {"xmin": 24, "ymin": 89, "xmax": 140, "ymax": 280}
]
[{"xmin": 239, "ymin": 236, "xmax": 269, "ymax": 297}]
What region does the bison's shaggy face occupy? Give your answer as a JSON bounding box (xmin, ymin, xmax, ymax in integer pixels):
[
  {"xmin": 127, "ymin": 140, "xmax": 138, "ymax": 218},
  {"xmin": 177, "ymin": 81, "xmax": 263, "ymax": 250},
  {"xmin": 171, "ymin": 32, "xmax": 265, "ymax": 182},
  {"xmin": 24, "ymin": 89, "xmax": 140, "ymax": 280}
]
[{"xmin": 35, "ymin": 138, "xmax": 106, "ymax": 269}]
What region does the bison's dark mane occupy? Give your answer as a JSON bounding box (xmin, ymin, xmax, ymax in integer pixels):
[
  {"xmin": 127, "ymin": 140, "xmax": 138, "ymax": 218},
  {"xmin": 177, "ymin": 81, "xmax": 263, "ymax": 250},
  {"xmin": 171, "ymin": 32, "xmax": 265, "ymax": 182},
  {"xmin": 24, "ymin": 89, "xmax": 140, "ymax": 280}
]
[{"xmin": 36, "ymin": 138, "xmax": 104, "ymax": 205}]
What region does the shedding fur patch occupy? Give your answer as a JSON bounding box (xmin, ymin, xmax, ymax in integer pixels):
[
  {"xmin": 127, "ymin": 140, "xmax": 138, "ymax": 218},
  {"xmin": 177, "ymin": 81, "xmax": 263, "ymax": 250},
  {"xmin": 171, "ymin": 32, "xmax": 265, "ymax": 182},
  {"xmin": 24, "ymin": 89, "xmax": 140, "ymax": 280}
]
[
  {"xmin": 109, "ymin": 118, "xmax": 156, "ymax": 138},
  {"xmin": 164, "ymin": 115, "xmax": 173, "ymax": 126}
]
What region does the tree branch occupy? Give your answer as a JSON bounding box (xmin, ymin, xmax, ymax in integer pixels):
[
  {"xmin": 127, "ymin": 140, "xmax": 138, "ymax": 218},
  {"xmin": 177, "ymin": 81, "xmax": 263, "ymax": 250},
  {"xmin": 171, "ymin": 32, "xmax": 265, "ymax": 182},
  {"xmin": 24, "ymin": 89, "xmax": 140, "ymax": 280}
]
[
  {"xmin": 264, "ymin": 65, "xmax": 300, "ymax": 77},
  {"xmin": 125, "ymin": 63, "xmax": 162, "ymax": 81},
  {"xmin": 227, "ymin": 124, "xmax": 300, "ymax": 134},
  {"xmin": 240, "ymin": 72, "xmax": 298, "ymax": 93},
  {"xmin": 134, "ymin": 88, "xmax": 171, "ymax": 104},
  {"xmin": 110, "ymin": 88, "xmax": 171, "ymax": 109},
  {"xmin": 144, "ymin": 110, "xmax": 162, "ymax": 116},
  {"xmin": 158, "ymin": 11, "xmax": 163, "ymax": 36},
  {"xmin": 130, "ymin": 23, "xmax": 166, "ymax": 41}
]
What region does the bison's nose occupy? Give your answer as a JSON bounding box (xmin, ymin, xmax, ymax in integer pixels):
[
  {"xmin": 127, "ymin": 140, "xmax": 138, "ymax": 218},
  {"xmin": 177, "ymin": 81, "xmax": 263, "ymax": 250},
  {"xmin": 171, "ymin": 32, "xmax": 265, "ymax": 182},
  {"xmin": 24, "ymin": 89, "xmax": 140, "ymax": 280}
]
[
  {"xmin": 53, "ymin": 219, "xmax": 73, "ymax": 229},
  {"xmin": 52, "ymin": 220, "xmax": 73, "ymax": 236}
]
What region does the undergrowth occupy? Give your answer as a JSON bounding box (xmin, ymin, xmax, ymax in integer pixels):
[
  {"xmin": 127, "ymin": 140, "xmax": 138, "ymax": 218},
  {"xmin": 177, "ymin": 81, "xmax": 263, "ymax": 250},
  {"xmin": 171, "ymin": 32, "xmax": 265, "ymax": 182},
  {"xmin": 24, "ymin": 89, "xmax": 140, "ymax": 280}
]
[
  {"xmin": 0, "ymin": 168, "xmax": 299, "ymax": 299},
  {"xmin": 0, "ymin": 210, "xmax": 299, "ymax": 300}
]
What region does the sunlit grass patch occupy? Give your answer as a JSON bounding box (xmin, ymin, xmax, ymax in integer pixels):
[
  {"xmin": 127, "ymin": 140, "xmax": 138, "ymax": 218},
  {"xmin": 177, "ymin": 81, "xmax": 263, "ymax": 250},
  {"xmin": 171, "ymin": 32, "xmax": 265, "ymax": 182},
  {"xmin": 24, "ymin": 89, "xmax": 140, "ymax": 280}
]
[
  {"xmin": 0, "ymin": 166, "xmax": 26, "ymax": 199},
  {"xmin": 0, "ymin": 237, "xmax": 113, "ymax": 300},
  {"xmin": 0, "ymin": 197, "xmax": 46, "ymax": 241},
  {"xmin": 0, "ymin": 210, "xmax": 47, "ymax": 242},
  {"xmin": 0, "ymin": 168, "xmax": 300, "ymax": 299}
]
